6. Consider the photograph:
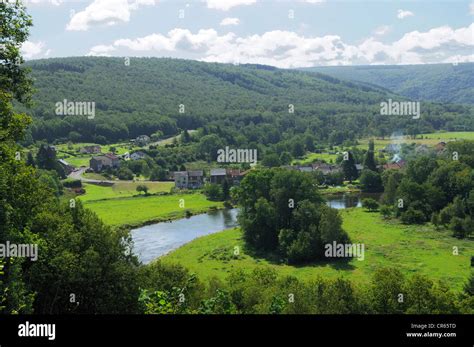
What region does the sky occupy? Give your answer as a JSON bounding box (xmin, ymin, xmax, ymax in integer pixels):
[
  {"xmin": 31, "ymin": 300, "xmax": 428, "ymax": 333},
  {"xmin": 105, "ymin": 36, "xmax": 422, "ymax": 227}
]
[{"xmin": 19, "ymin": 0, "xmax": 474, "ymax": 68}]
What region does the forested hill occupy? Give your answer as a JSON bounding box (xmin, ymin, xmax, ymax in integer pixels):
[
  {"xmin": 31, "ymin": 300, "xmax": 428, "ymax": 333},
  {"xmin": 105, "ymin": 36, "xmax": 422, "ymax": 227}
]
[
  {"xmin": 22, "ymin": 57, "xmax": 473, "ymax": 144},
  {"xmin": 301, "ymin": 63, "xmax": 474, "ymax": 105}
]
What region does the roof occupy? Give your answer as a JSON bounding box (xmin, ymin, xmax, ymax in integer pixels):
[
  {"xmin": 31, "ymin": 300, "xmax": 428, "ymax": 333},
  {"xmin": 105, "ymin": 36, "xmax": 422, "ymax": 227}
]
[
  {"xmin": 58, "ymin": 159, "xmax": 71, "ymax": 166},
  {"xmin": 104, "ymin": 153, "xmax": 119, "ymax": 160},
  {"xmin": 188, "ymin": 170, "xmax": 203, "ymax": 177},
  {"xmin": 174, "ymin": 171, "xmax": 188, "ymax": 177},
  {"xmin": 211, "ymin": 168, "xmax": 227, "ymax": 176}
]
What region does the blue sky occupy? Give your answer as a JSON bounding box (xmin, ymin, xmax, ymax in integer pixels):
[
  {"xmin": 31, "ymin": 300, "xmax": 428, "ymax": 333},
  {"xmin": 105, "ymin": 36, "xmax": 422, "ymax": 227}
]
[{"xmin": 21, "ymin": 0, "xmax": 474, "ymax": 67}]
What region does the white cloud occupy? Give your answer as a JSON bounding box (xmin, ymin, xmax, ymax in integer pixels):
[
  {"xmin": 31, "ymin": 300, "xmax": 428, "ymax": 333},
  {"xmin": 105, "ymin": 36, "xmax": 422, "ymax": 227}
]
[
  {"xmin": 21, "ymin": 41, "xmax": 46, "ymax": 59},
  {"xmin": 373, "ymin": 25, "xmax": 391, "ymax": 36},
  {"xmin": 397, "ymin": 9, "xmax": 414, "ymax": 19},
  {"xmin": 66, "ymin": 0, "xmax": 157, "ymax": 31},
  {"xmin": 205, "ymin": 0, "xmax": 256, "ymax": 11},
  {"xmin": 220, "ymin": 17, "xmax": 240, "ymax": 26},
  {"xmin": 88, "ymin": 23, "xmax": 474, "ymax": 68},
  {"xmin": 88, "ymin": 44, "xmax": 116, "ymax": 56}
]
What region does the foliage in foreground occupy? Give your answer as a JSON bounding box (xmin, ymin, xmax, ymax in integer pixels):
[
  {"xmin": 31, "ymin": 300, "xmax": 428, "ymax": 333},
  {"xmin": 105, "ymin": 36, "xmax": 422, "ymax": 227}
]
[{"xmin": 138, "ymin": 262, "xmax": 474, "ymax": 314}]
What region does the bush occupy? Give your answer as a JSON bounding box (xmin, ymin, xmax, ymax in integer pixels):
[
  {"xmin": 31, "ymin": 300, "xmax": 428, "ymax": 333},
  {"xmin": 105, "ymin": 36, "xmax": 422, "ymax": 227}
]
[
  {"xmin": 62, "ymin": 178, "xmax": 82, "ymax": 188},
  {"xmin": 380, "ymin": 205, "xmax": 392, "ymax": 219},
  {"xmin": 362, "ymin": 198, "xmax": 379, "ymax": 212},
  {"xmin": 117, "ymin": 167, "xmax": 134, "ymax": 180},
  {"xmin": 400, "ymin": 207, "xmax": 426, "ymax": 224}
]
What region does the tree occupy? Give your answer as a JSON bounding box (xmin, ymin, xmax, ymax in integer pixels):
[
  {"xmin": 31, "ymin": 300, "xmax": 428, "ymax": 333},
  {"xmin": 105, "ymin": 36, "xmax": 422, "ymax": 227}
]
[
  {"xmin": 203, "ymin": 183, "xmax": 223, "ymax": 201},
  {"xmin": 341, "ymin": 151, "xmax": 358, "ymax": 182},
  {"xmin": 261, "ymin": 153, "xmax": 281, "ymax": 167},
  {"xmin": 360, "ymin": 169, "xmax": 383, "ymax": 193},
  {"xmin": 237, "ymin": 169, "xmax": 348, "ymax": 263},
  {"xmin": 181, "ymin": 130, "xmax": 191, "ymax": 143},
  {"xmin": 199, "ymin": 134, "xmax": 224, "ymax": 161},
  {"xmin": 363, "ymin": 139, "xmax": 377, "ymax": 171},
  {"xmin": 117, "ymin": 167, "xmax": 134, "ymax": 180},
  {"xmin": 149, "ymin": 167, "xmax": 167, "ymax": 181},
  {"xmin": 136, "ymin": 185, "xmax": 149, "ymax": 195},
  {"xmin": 371, "ymin": 268, "xmax": 405, "ymax": 313},
  {"xmin": 279, "ymin": 151, "xmax": 292, "ymax": 165},
  {"xmin": 362, "ymin": 198, "xmax": 379, "ymax": 212}
]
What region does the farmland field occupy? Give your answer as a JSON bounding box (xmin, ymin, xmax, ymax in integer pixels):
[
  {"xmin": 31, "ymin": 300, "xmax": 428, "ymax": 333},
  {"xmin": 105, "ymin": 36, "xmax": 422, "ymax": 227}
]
[{"xmin": 79, "ymin": 181, "xmax": 174, "ymax": 202}]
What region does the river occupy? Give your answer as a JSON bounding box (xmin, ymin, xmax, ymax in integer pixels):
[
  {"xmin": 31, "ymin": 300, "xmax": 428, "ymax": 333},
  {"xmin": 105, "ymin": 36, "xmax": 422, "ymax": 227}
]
[{"xmin": 131, "ymin": 193, "xmax": 380, "ymax": 263}]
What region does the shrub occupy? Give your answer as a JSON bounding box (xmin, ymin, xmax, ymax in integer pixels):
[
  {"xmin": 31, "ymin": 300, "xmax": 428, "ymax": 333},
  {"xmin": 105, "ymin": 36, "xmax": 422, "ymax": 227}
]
[
  {"xmin": 400, "ymin": 207, "xmax": 426, "ymax": 224},
  {"xmin": 362, "ymin": 198, "xmax": 379, "ymax": 212}
]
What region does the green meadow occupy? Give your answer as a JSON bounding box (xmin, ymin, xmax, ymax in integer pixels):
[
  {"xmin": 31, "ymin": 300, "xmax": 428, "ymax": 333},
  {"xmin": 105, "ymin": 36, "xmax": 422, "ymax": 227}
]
[
  {"xmin": 162, "ymin": 208, "xmax": 473, "ymax": 291},
  {"xmin": 83, "ymin": 192, "xmax": 223, "ymax": 227},
  {"xmin": 79, "ymin": 181, "xmax": 174, "ymax": 202},
  {"xmin": 357, "ymin": 131, "xmax": 474, "ymax": 151}
]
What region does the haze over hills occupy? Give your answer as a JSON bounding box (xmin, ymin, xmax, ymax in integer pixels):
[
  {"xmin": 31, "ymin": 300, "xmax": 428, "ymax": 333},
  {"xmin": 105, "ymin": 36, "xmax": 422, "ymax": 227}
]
[
  {"xmin": 22, "ymin": 57, "xmax": 473, "ymax": 144},
  {"xmin": 301, "ymin": 63, "xmax": 474, "ymax": 105}
]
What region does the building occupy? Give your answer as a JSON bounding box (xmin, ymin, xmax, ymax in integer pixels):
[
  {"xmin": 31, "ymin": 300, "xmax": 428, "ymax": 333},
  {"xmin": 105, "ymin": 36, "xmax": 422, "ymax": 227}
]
[
  {"xmin": 382, "ymin": 160, "xmax": 406, "ymax": 171},
  {"xmin": 210, "ymin": 168, "xmax": 227, "ymax": 184},
  {"xmin": 130, "ymin": 151, "xmax": 147, "ymax": 161},
  {"xmin": 90, "ymin": 153, "xmax": 120, "ymax": 172},
  {"xmin": 57, "ymin": 159, "xmax": 74, "ymax": 175},
  {"xmin": 174, "ymin": 170, "xmax": 204, "ymax": 189},
  {"xmin": 188, "ymin": 170, "xmax": 204, "ymax": 189},
  {"xmin": 79, "ymin": 145, "xmax": 101, "ymax": 154},
  {"xmin": 174, "ymin": 171, "xmax": 188, "ymax": 189},
  {"xmin": 312, "ymin": 162, "xmax": 341, "ymax": 175},
  {"xmin": 226, "ymin": 168, "xmax": 246, "ymax": 185}
]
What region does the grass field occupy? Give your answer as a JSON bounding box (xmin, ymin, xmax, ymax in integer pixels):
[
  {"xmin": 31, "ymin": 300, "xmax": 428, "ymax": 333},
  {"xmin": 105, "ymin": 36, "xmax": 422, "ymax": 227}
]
[
  {"xmin": 162, "ymin": 208, "xmax": 473, "ymax": 291},
  {"xmin": 79, "ymin": 181, "xmax": 174, "ymax": 202},
  {"xmin": 357, "ymin": 131, "xmax": 474, "ymax": 151},
  {"xmin": 293, "ymin": 152, "xmax": 338, "ymax": 165},
  {"xmin": 83, "ymin": 192, "xmax": 223, "ymax": 227}
]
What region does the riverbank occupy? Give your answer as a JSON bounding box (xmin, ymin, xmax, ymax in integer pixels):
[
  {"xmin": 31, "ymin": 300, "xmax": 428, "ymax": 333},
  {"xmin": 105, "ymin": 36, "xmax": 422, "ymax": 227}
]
[
  {"xmin": 83, "ymin": 192, "xmax": 225, "ymax": 228},
  {"xmin": 161, "ymin": 208, "xmax": 474, "ymax": 292}
]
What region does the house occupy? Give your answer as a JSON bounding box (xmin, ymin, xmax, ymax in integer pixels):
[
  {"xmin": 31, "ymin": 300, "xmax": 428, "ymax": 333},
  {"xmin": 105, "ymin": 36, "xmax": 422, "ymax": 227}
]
[
  {"xmin": 383, "ymin": 160, "xmax": 406, "ymax": 171},
  {"xmin": 79, "ymin": 145, "xmax": 101, "ymax": 154},
  {"xmin": 130, "ymin": 151, "xmax": 147, "ymax": 161},
  {"xmin": 57, "ymin": 159, "xmax": 74, "ymax": 175},
  {"xmin": 174, "ymin": 170, "xmax": 204, "ymax": 189},
  {"xmin": 90, "ymin": 153, "xmax": 120, "ymax": 172},
  {"xmin": 312, "ymin": 162, "xmax": 341, "ymax": 175},
  {"xmin": 226, "ymin": 168, "xmax": 246, "ymax": 185},
  {"xmin": 188, "ymin": 170, "xmax": 204, "ymax": 189},
  {"xmin": 135, "ymin": 135, "xmax": 150, "ymax": 146},
  {"xmin": 174, "ymin": 171, "xmax": 188, "ymax": 189},
  {"xmin": 210, "ymin": 168, "xmax": 227, "ymax": 184}
]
